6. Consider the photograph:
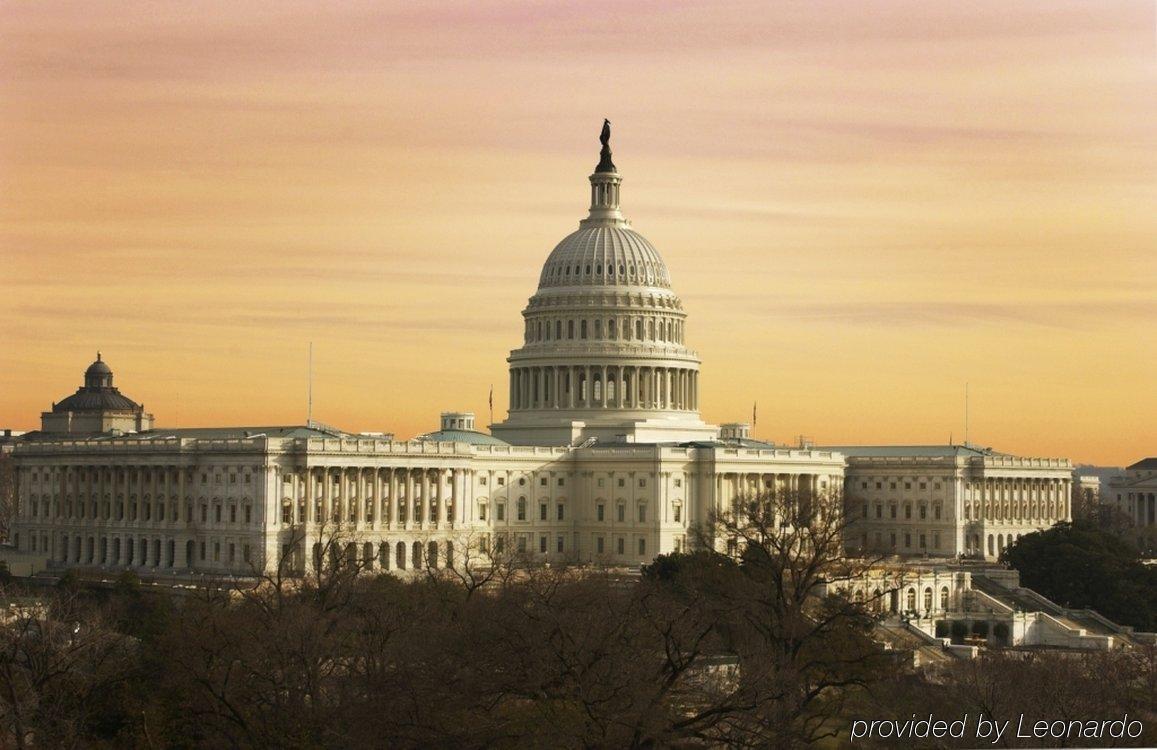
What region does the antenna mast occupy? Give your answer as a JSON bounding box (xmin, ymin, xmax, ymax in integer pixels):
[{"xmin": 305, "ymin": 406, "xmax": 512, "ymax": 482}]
[
  {"xmin": 308, "ymin": 342, "xmax": 313, "ymax": 424},
  {"xmin": 964, "ymin": 382, "xmax": 969, "ymax": 447}
]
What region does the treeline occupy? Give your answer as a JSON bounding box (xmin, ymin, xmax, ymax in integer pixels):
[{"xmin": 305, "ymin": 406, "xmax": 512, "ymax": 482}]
[
  {"xmin": 2, "ymin": 500, "xmax": 1156, "ymax": 748},
  {"xmin": 1002, "ymin": 521, "xmax": 1157, "ymax": 631}
]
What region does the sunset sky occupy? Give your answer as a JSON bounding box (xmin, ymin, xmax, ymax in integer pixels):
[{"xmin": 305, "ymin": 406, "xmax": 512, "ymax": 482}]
[{"xmin": 1, "ymin": 1, "xmax": 1154, "ymax": 466}]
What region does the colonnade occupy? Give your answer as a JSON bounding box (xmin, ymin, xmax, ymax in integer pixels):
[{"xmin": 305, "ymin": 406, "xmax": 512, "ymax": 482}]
[
  {"xmin": 964, "ymin": 477, "xmax": 1070, "ymax": 523},
  {"xmin": 509, "ymin": 364, "xmax": 697, "ymax": 411},
  {"xmin": 281, "ymin": 466, "xmax": 469, "ymax": 531}
]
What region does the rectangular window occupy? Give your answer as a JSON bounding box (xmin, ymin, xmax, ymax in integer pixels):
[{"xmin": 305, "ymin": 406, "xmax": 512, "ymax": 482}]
[
  {"xmin": 539, "ymin": 535, "xmax": 547, "ymax": 553},
  {"xmin": 230, "ymin": 505, "xmax": 237, "ymax": 523},
  {"xmin": 557, "ymin": 504, "xmax": 564, "ymax": 521},
  {"xmin": 517, "ymin": 536, "xmax": 527, "ymax": 553},
  {"xmin": 617, "ymin": 505, "xmax": 625, "ymax": 522},
  {"xmin": 243, "ymin": 544, "xmax": 251, "ymax": 562},
  {"xmin": 616, "ymin": 537, "xmax": 625, "ymax": 555},
  {"xmin": 557, "ymin": 478, "xmax": 564, "ymax": 487},
  {"xmin": 876, "ymin": 504, "xmax": 882, "ymax": 519},
  {"xmin": 638, "ymin": 538, "xmax": 646, "ymax": 555},
  {"xmin": 618, "ymin": 478, "xmax": 625, "ymax": 488},
  {"xmin": 540, "ymin": 477, "xmax": 547, "ymax": 486},
  {"xmin": 497, "ymin": 503, "xmax": 505, "ymax": 521},
  {"xmin": 597, "ymin": 504, "xmax": 605, "ymax": 521},
  {"xmin": 674, "ymin": 477, "xmax": 682, "ymax": 488},
  {"xmin": 497, "ymin": 477, "xmax": 505, "ymax": 486},
  {"xmin": 539, "ymin": 503, "xmax": 547, "ymax": 521},
  {"xmin": 933, "ymin": 532, "xmax": 940, "ymax": 549},
  {"xmin": 890, "ymin": 532, "xmax": 896, "ymax": 548},
  {"xmin": 638, "ymin": 478, "xmax": 646, "ymax": 488},
  {"xmin": 904, "ymin": 533, "xmax": 911, "ymax": 548},
  {"xmin": 245, "ymin": 506, "xmax": 251, "ymax": 524},
  {"xmin": 556, "ymin": 536, "xmax": 564, "ymax": 553},
  {"xmin": 597, "ymin": 536, "xmax": 605, "ymax": 554},
  {"xmin": 597, "ymin": 478, "xmax": 605, "ymax": 488},
  {"xmin": 638, "ymin": 505, "xmax": 646, "ymax": 523},
  {"xmin": 919, "ymin": 534, "xmax": 926, "ymax": 549},
  {"xmin": 479, "ymin": 505, "xmax": 488, "ymax": 521}
]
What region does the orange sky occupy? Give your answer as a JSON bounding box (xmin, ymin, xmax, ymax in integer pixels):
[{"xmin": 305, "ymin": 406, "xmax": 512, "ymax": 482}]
[{"xmin": 1, "ymin": 1, "xmax": 1154, "ymax": 466}]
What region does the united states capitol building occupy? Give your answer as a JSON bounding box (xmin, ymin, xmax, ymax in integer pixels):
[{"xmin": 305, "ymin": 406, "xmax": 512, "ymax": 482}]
[{"xmin": 6, "ymin": 127, "xmax": 1075, "ymax": 583}]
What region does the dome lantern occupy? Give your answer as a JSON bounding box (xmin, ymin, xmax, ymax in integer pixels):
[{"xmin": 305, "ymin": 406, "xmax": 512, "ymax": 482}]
[{"xmin": 583, "ymin": 119, "xmax": 625, "ymax": 227}]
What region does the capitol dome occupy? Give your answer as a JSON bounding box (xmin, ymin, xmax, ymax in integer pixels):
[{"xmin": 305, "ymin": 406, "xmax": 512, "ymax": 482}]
[
  {"xmin": 490, "ymin": 122, "xmax": 718, "ymax": 447},
  {"xmin": 537, "ymin": 226, "xmax": 672, "ymax": 290}
]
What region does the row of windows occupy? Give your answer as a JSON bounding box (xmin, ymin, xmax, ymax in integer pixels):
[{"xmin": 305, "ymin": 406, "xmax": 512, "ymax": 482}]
[
  {"xmin": 476, "ymin": 499, "xmax": 680, "ymax": 524},
  {"xmin": 477, "ymin": 475, "xmax": 662, "ymax": 489},
  {"xmin": 28, "ymin": 469, "xmax": 256, "ymax": 486},
  {"xmin": 963, "ymin": 500, "xmax": 1063, "ymax": 521},
  {"xmin": 30, "ymin": 498, "xmax": 254, "ymax": 525},
  {"xmin": 860, "ymin": 480, "xmax": 942, "ymax": 491},
  {"xmin": 280, "ymin": 497, "xmax": 455, "ymax": 526},
  {"xmin": 544, "ymin": 259, "xmax": 662, "ymax": 283},
  {"xmin": 484, "ymin": 533, "xmax": 650, "ymax": 557},
  {"xmin": 862, "ymin": 502, "xmax": 943, "ymax": 520},
  {"xmin": 861, "ymin": 530, "xmax": 944, "ymax": 551},
  {"xmin": 524, "ymin": 315, "xmax": 683, "ymax": 345}
]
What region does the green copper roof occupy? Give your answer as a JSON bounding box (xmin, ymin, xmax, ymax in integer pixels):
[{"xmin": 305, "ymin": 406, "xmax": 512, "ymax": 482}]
[
  {"xmin": 416, "ymin": 429, "xmax": 509, "ymax": 446},
  {"xmin": 819, "ymin": 445, "xmax": 1006, "ymax": 458}
]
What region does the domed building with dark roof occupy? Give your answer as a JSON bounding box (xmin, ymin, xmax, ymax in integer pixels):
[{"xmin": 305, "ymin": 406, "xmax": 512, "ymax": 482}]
[{"xmin": 40, "ymin": 353, "xmax": 154, "ymax": 435}]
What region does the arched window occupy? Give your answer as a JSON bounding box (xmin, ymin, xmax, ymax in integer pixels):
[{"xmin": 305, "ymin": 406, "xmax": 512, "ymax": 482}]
[
  {"xmin": 906, "ymin": 588, "xmax": 916, "ymax": 612},
  {"xmin": 940, "ymin": 586, "xmax": 950, "ymax": 610},
  {"xmin": 446, "ymin": 541, "xmax": 454, "ymax": 569},
  {"xmin": 517, "ymin": 497, "xmax": 527, "ymax": 521},
  {"xmin": 412, "ymin": 541, "xmax": 423, "ymax": 568},
  {"xmin": 923, "ymin": 587, "xmax": 933, "ymax": 612},
  {"xmin": 396, "ymin": 541, "xmax": 406, "ymax": 570},
  {"xmin": 427, "ymin": 541, "xmax": 439, "ymax": 568},
  {"xmin": 636, "ymin": 319, "xmax": 644, "ymax": 339},
  {"xmin": 363, "ymin": 542, "xmax": 374, "ymax": 570}
]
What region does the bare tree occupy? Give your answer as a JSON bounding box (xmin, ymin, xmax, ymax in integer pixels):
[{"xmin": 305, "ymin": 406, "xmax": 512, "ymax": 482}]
[{"xmin": 679, "ymin": 487, "xmax": 898, "ymax": 747}]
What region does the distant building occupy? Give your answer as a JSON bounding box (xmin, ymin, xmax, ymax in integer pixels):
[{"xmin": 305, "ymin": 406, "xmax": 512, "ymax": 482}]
[
  {"xmin": 38, "ymin": 353, "xmax": 154, "ymax": 436},
  {"xmin": 1072, "ymin": 472, "xmax": 1101, "ymax": 519},
  {"xmin": 832, "ymin": 445, "xmax": 1072, "ymax": 560},
  {"xmin": 1108, "ymin": 458, "xmax": 1157, "ymax": 551},
  {"xmin": 0, "ymin": 430, "xmax": 27, "ymax": 455}
]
